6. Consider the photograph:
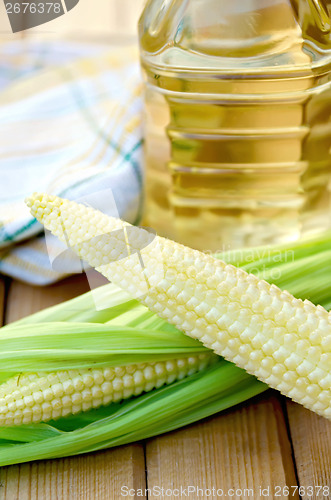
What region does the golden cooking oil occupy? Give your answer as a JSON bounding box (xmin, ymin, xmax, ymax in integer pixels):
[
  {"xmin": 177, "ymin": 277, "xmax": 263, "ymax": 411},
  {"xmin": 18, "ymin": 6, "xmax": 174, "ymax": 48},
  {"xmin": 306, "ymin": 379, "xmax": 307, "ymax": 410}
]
[{"xmin": 139, "ymin": 0, "xmax": 331, "ymax": 251}]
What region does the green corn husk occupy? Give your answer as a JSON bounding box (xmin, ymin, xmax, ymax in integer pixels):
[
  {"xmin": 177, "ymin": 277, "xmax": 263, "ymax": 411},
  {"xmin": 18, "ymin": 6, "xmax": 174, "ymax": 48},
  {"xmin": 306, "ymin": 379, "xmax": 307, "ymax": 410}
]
[{"xmin": 0, "ymin": 231, "xmax": 330, "ymax": 466}]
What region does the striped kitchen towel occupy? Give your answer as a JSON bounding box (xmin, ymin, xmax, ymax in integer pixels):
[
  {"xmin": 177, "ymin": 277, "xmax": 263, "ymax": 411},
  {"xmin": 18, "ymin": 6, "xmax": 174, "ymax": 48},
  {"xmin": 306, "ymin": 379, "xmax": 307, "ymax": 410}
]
[{"xmin": 0, "ymin": 40, "xmax": 144, "ymax": 285}]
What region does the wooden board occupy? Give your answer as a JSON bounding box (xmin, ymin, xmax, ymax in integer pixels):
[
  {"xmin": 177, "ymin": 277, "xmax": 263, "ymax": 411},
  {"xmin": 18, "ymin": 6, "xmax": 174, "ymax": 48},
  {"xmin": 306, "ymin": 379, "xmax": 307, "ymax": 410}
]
[
  {"xmin": 146, "ymin": 394, "xmax": 299, "ymax": 499},
  {"xmin": 0, "ymin": 275, "xmax": 330, "ymax": 499},
  {"xmin": 287, "ymin": 401, "xmax": 331, "ymax": 496}
]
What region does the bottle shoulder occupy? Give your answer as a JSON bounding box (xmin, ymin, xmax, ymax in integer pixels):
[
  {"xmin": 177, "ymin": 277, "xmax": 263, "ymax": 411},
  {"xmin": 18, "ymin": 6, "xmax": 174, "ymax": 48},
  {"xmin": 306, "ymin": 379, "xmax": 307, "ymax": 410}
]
[{"xmin": 139, "ymin": 0, "xmax": 331, "ymax": 75}]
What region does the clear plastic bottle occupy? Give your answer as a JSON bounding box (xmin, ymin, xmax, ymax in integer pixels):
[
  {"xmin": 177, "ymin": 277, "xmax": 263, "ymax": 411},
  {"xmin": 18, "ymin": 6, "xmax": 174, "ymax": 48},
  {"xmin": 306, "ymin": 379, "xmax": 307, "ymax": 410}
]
[{"xmin": 139, "ymin": 0, "xmax": 331, "ymax": 251}]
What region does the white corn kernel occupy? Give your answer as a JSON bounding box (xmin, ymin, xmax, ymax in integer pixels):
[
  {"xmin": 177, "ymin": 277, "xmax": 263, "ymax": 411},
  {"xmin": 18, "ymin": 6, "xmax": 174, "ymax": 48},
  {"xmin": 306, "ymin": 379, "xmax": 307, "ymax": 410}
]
[
  {"xmin": 0, "ymin": 353, "xmax": 215, "ymax": 426},
  {"xmin": 26, "ymin": 193, "xmax": 331, "ymax": 421}
]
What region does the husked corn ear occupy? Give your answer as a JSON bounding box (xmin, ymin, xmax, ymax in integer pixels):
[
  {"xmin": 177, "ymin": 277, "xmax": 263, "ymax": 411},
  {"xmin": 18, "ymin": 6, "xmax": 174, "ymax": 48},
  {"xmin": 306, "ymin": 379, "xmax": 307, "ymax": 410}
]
[
  {"xmin": 26, "ymin": 194, "xmax": 331, "ymax": 420},
  {"xmin": 0, "ymin": 354, "xmax": 215, "ymax": 426}
]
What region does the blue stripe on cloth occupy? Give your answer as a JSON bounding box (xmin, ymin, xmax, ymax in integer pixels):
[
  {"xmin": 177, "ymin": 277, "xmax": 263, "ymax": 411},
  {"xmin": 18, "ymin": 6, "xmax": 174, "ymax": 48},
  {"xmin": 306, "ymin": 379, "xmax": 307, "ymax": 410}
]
[{"xmin": 0, "ymin": 41, "xmax": 145, "ymax": 283}]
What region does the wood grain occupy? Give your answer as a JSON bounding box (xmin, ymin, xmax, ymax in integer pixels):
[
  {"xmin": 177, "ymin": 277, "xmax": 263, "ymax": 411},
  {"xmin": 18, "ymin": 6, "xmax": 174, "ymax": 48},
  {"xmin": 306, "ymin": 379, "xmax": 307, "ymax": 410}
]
[
  {"xmin": 0, "ymin": 445, "xmax": 145, "ymax": 500},
  {"xmin": 286, "ymin": 402, "xmax": 331, "ymax": 497},
  {"xmin": 0, "ymin": 275, "xmax": 147, "ymax": 500},
  {"xmin": 146, "ymin": 393, "xmax": 299, "ymax": 499}
]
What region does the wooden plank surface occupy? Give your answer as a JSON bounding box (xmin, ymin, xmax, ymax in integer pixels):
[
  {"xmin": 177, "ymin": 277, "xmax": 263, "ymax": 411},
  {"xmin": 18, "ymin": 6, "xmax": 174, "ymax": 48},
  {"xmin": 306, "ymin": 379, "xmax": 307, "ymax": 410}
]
[
  {"xmin": 146, "ymin": 393, "xmax": 299, "ymax": 500},
  {"xmin": 286, "ymin": 402, "xmax": 331, "ymax": 499},
  {"xmin": 0, "ymin": 276, "xmax": 147, "ymax": 500}
]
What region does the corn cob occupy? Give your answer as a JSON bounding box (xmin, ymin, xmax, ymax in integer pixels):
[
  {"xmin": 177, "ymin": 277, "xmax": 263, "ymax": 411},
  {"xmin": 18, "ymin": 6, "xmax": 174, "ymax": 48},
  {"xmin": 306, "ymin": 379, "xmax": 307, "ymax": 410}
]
[
  {"xmin": 26, "ymin": 193, "xmax": 331, "ymax": 420},
  {"xmin": 0, "ymin": 354, "xmax": 215, "ymax": 426}
]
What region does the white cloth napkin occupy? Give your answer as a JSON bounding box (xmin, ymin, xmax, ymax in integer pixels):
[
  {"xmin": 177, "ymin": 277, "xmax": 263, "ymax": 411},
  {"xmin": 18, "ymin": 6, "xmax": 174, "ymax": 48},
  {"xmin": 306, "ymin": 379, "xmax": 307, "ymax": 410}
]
[{"xmin": 0, "ymin": 40, "xmax": 143, "ymax": 284}]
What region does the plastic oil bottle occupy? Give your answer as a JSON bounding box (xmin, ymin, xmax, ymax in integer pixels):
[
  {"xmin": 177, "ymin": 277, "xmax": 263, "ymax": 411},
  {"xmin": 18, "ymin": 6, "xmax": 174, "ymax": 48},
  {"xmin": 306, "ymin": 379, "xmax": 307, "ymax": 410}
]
[{"xmin": 139, "ymin": 0, "xmax": 331, "ymax": 251}]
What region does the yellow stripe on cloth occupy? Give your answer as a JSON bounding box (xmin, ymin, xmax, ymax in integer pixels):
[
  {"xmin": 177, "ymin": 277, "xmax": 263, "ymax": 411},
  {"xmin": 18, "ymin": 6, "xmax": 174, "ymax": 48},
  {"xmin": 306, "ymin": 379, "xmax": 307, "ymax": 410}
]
[{"xmin": 0, "ymin": 41, "xmax": 143, "ymax": 284}]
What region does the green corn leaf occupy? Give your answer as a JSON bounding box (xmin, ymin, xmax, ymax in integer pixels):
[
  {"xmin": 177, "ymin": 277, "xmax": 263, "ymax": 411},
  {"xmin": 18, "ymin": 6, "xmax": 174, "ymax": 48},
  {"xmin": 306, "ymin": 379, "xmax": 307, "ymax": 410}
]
[
  {"xmin": 0, "ymin": 362, "xmax": 266, "ymax": 466},
  {"xmin": 0, "ymin": 231, "xmax": 330, "ymax": 465},
  {"xmin": 0, "ymin": 322, "xmax": 210, "ymax": 372}
]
